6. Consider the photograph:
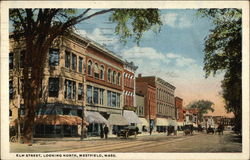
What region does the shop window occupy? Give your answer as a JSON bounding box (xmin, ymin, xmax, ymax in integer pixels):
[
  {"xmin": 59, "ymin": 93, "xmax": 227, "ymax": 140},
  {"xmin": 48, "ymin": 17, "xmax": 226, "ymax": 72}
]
[
  {"xmin": 9, "ymin": 52, "xmax": 13, "ymax": 69},
  {"xmin": 9, "ymin": 80, "xmax": 14, "ymax": 99},
  {"xmin": 77, "ymin": 110, "xmax": 82, "ymax": 117},
  {"xmin": 87, "ymin": 85, "xmax": 92, "ymax": 103},
  {"xmin": 79, "ymin": 57, "xmax": 83, "ymax": 73},
  {"xmin": 88, "ymin": 60, "xmax": 92, "ymax": 75},
  {"xmin": 49, "ymin": 48, "xmax": 59, "ymax": 66},
  {"xmin": 72, "ymin": 53, "xmax": 77, "ymax": 71},
  {"xmin": 48, "ymin": 77, "xmax": 59, "ymax": 97},
  {"xmin": 63, "ymin": 108, "xmax": 71, "ymax": 115},
  {"xmin": 65, "ymin": 51, "xmax": 71, "ymax": 68},
  {"xmin": 78, "ymin": 83, "xmax": 83, "ymax": 100},
  {"xmin": 100, "ymin": 65, "xmax": 104, "ymax": 80}
]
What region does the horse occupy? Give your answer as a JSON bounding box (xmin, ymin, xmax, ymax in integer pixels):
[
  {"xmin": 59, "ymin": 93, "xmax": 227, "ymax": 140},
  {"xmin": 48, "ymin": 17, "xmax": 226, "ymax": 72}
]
[{"xmin": 215, "ymin": 124, "xmax": 224, "ymax": 135}]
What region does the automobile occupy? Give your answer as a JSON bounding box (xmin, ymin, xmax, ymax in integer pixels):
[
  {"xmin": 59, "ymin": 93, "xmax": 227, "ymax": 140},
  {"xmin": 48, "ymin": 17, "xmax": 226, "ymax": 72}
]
[
  {"xmin": 116, "ymin": 126, "xmax": 139, "ymax": 138},
  {"xmin": 207, "ymin": 127, "xmax": 215, "ymax": 134}
]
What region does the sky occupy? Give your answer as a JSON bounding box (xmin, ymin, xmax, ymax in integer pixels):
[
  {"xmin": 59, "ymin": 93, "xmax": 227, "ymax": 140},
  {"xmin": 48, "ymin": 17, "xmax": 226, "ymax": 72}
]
[{"xmin": 76, "ymin": 9, "xmax": 233, "ymax": 117}]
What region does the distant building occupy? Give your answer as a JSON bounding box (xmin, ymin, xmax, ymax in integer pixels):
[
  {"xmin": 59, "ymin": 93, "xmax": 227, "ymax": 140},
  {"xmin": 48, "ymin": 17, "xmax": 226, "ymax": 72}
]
[
  {"xmin": 175, "ymin": 97, "xmax": 185, "ymax": 127},
  {"xmin": 136, "ymin": 74, "xmax": 176, "ymax": 132}
]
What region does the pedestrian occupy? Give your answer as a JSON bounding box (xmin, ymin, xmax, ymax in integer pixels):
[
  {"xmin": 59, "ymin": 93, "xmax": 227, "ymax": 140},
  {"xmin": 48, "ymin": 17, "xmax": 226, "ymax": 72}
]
[
  {"xmin": 104, "ymin": 124, "xmax": 109, "ymax": 139},
  {"xmin": 100, "ymin": 125, "xmax": 104, "ymax": 139},
  {"xmin": 135, "ymin": 126, "xmax": 139, "ymax": 138}
]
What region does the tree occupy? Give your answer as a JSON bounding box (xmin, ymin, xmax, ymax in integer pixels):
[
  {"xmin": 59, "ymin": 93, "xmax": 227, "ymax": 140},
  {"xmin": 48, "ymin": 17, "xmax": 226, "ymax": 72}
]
[
  {"xmin": 187, "ymin": 100, "xmax": 214, "ymax": 122},
  {"xmin": 9, "ymin": 9, "xmax": 162, "ymax": 143},
  {"xmin": 197, "ymin": 9, "xmax": 242, "ymax": 132}
]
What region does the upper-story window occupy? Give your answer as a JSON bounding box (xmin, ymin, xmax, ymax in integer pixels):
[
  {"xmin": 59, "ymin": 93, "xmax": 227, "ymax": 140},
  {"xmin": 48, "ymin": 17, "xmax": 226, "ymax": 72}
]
[
  {"xmin": 49, "ymin": 48, "xmax": 59, "ymax": 66},
  {"xmin": 100, "ymin": 65, "xmax": 104, "ymax": 80},
  {"xmin": 87, "ymin": 85, "xmax": 92, "ymax": 103},
  {"xmin": 94, "ymin": 63, "xmax": 99, "ymax": 79},
  {"xmin": 65, "ymin": 51, "xmax": 71, "ymax": 69},
  {"xmin": 87, "ymin": 60, "xmax": 92, "ymax": 75},
  {"xmin": 9, "ymin": 80, "xmax": 14, "ymax": 99},
  {"xmin": 20, "ymin": 50, "xmax": 26, "ymax": 68},
  {"xmin": 9, "ymin": 52, "xmax": 13, "ymax": 69},
  {"xmin": 112, "ymin": 71, "xmax": 116, "ymax": 84},
  {"xmin": 107, "ymin": 68, "xmax": 111, "ymax": 82},
  {"xmin": 117, "ymin": 73, "xmax": 121, "ymax": 85},
  {"xmin": 64, "ymin": 79, "xmax": 76, "ymax": 99},
  {"xmin": 72, "ymin": 53, "xmax": 77, "ymax": 71},
  {"xmin": 78, "ymin": 83, "xmax": 83, "ymax": 100},
  {"xmin": 79, "ymin": 57, "xmax": 83, "ymax": 73},
  {"xmin": 48, "ymin": 77, "xmax": 59, "ymax": 97}
]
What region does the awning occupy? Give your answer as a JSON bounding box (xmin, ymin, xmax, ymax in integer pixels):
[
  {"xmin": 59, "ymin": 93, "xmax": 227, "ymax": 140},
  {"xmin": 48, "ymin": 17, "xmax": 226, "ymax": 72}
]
[
  {"xmin": 177, "ymin": 122, "xmax": 184, "ymax": 126},
  {"xmin": 156, "ymin": 118, "xmax": 169, "ymax": 126},
  {"xmin": 34, "ymin": 115, "xmax": 88, "ymax": 125},
  {"xmin": 85, "ymin": 111, "xmax": 108, "ymax": 124},
  {"xmin": 169, "ymin": 119, "xmax": 178, "ymax": 127},
  {"xmin": 108, "ymin": 114, "xmax": 129, "ymax": 126},
  {"xmin": 123, "ymin": 110, "xmax": 142, "ymax": 124},
  {"xmin": 138, "ymin": 118, "xmax": 149, "ymax": 127}
]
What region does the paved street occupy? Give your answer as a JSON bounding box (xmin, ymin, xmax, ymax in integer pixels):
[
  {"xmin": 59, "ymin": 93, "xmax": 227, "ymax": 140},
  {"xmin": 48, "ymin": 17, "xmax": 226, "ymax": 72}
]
[{"xmin": 10, "ymin": 131, "xmax": 241, "ymax": 153}]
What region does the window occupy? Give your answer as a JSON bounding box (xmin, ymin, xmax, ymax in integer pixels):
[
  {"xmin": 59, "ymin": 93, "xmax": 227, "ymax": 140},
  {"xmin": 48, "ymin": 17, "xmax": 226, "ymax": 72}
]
[
  {"xmin": 20, "ymin": 50, "xmax": 26, "ymax": 68},
  {"xmin": 93, "ymin": 87, "xmax": 99, "ymax": 104},
  {"xmin": 9, "ymin": 80, "xmax": 14, "ymax": 99},
  {"xmin": 117, "ymin": 73, "xmax": 121, "ymax": 85},
  {"xmin": 19, "ymin": 104, "xmax": 25, "ymax": 115},
  {"xmin": 65, "ymin": 51, "xmax": 71, "ymax": 68},
  {"xmin": 87, "ymin": 85, "xmax": 92, "ymax": 103},
  {"xmin": 99, "ymin": 89, "xmax": 104, "ymax": 105},
  {"xmin": 107, "ymin": 91, "xmax": 111, "ymax": 106},
  {"xmin": 79, "ymin": 57, "xmax": 83, "ymax": 73},
  {"xmin": 112, "ymin": 71, "xmax": 116, "ymax": 84},
  {"xmin": 94, "ymin": 63, "xmax": 99, "ymax": 79},
  {"xmin": 78, "ymin": 83, "xmax": 83, "ymax": 100},
  {"xmin": 100, "ymin": 65, "xmax": 104, "ymax": 80},
  {"xmin": 9, "ymin": 52, "xmax": 13, "ymax": 69},
  {"xmin": 107, "ymin": 69, "xmax": 111, "ymax": 82},
  {"xmin": 72, "ymin": 53, "xmax": 77, "ymax": 70},
  {"xmin": 49, "ymin": 48, "xmax": 59, "ymax": 66},
  {"xmin": 117, "ymin": 93, "xmax": 120, "ymax": 107},
  {"xmin": 64, "ymin": 79, "xmax": 76, "ymax": 99},
  {"xmin": 88, "ymin": 60, "xmax": 92, "ymax": 75},
  {"xmin": 48, "ymin": 77, "xmax": 59, "ymax": 97},
  {"xmin": 111, "ymin": 92, "xmax": 116, "ymax": 107},
  {"xmin": 9, "ymin": 109, "xmax": 12, "ymax": 117}
]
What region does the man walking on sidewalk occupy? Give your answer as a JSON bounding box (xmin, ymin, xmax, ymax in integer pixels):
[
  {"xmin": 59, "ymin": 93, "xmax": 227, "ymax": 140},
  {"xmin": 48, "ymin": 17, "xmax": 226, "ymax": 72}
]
[{"xmin": 104, "ymin": 125, "xmax": 109, "ymax": 139}]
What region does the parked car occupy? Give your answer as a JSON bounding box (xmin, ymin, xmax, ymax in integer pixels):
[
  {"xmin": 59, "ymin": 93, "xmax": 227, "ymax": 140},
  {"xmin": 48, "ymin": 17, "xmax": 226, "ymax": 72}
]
[
  {"xmin": 117, "ymin": 126, "xmax": 139, "ymax": 138},
  {"xmin": 207, "ymin": 127, "xmax": 215, "ymax": 134}
]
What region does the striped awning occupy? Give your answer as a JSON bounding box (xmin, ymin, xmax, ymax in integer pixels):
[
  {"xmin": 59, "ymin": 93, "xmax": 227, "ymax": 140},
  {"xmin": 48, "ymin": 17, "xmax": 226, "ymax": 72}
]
[
  {"xmin": 123, "ymin": 110, "xmax": 142, "ymax": 124},
  {"xmin": 108, "ymin": 114, "xmax": 129, "ymax": 126}
]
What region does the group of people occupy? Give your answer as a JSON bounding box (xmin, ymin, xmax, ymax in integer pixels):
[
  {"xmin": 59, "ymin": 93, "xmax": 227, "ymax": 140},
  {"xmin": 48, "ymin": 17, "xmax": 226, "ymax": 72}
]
[{"xmin": 100, "ymin": 124, "xmax": 109, "ymax": 139}]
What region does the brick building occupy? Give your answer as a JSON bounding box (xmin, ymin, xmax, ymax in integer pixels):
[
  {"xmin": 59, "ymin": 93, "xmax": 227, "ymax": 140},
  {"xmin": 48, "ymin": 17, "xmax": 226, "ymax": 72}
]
[
  {"xmin": 175, "ymin": 97, "xmax": 185, "ymax": 128},
  {"xmin": 9, "ymin": 33, "xmax": 140, "ymax": 137},
  {"xmin": 136, "ymin": 74, "xmax": 176, "ymax": 132}
]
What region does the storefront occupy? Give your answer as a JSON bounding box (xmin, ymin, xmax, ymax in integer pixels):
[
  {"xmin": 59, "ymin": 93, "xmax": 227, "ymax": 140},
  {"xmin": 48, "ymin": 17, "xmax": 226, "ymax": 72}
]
[
  {"xmin": 137, "ymin": 118, "xmax": 149, "ymax": 133},
  {"xmin": 123, "ymin": 110, "xmax": 141, "ymax": 126},
  {"xmin": 85, "ymin": 111, "xmax": 108, "ymax": 137},
  {"xmin": 156, "ymin": 118, "xmax": 169, "ymax": 132},
  {"xmin": 108, "ymin": 113, "xmax": 129, "ymax": 135}
]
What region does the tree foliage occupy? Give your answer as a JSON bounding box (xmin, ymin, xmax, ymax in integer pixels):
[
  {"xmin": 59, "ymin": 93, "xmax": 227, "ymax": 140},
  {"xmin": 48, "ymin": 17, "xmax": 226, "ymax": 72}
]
[
  {"xmin": 9, "ymin": 8, "xmax": 162, "ymax": 143},
  {"xmin": 187, "ymin": 100, "xmax": 214, "ymax": 121},
  {"xmin": 198, "ymin": 9, "xmax": 242, "ymax": 132}
]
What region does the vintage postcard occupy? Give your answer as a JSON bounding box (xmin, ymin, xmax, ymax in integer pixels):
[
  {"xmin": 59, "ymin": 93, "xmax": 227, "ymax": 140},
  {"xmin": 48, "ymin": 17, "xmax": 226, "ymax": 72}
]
[{"xmin": 0, "ymin": 1, "xmax": 249, "ymax": 160}]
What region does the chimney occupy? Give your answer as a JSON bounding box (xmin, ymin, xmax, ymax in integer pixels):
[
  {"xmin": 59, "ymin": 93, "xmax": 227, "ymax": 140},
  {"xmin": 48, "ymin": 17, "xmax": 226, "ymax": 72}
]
[{"xmin": 138, "ymin": 73, "xmax": 142, "ymax": 78}]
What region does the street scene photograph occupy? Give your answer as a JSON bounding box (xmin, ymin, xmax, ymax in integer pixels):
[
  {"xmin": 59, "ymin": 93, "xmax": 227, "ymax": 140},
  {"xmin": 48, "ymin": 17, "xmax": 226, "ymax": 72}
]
[{"xmin": 1, "ymin": 1, "xmax": 249, "ymax": 160}]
